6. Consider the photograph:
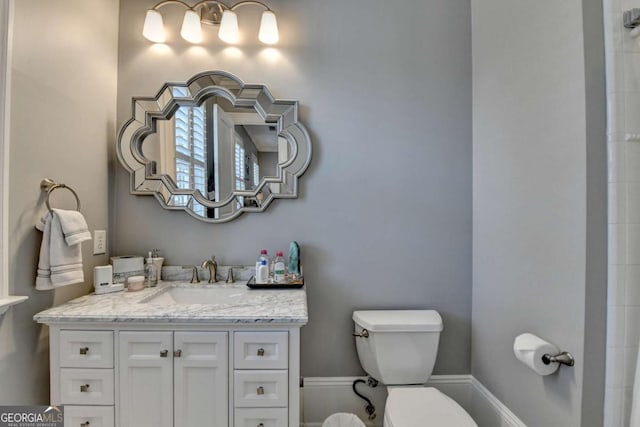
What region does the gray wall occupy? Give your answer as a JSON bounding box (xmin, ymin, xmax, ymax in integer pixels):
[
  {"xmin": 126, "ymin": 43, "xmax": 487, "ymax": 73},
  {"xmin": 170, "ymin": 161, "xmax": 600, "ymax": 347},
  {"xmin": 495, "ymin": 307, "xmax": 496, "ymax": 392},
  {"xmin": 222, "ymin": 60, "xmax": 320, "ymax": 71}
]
[
  {"xmin": 0, "ymin": 0, "xmax": 118, "ymax": 404},
  {"xmin": 471, "ymin": 0, "xmax": 606, "ymax": 425},
  {"xmin": 114, "ymin": 0, "xmax": 472, "ymax": 376},
  {"xmin": 259, "ymin": 152, "xmax": 278, "ymax": 180}
]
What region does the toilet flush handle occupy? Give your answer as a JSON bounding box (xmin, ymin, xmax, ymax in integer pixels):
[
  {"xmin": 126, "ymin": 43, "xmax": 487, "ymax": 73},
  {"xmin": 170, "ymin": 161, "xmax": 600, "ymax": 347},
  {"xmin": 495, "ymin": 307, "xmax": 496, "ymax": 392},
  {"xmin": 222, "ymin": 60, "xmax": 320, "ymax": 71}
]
[{"xmin": 352, "ymin": 329, "xmax": 369, "ymax": 338}]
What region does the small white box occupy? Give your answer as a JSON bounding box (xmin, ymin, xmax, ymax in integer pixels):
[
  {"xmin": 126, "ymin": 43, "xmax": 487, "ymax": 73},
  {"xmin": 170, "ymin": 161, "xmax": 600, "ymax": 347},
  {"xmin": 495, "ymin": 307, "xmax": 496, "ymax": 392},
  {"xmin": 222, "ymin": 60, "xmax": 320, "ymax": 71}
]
[
  {"xmin": 94, "ymin": 265, "xmax": 123, "ymax": 295},
  {"xmin": 110, "ymin": 256, "xmax": 144, "ymax": 284}
]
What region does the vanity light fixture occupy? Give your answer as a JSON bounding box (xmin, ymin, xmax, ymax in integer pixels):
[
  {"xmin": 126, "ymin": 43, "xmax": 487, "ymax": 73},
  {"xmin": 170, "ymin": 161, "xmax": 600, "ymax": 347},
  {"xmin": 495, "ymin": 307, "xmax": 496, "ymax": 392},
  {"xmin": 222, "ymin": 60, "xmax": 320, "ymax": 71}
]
[{"xmin": 142, "ymin": 0, "xmax": 279, "ymax": 45}]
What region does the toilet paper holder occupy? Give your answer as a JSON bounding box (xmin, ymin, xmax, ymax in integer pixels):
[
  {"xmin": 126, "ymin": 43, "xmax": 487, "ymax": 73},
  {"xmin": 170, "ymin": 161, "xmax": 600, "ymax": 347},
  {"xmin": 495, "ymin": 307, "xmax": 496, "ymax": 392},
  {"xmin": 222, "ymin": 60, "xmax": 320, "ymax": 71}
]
[{"xmin": 541, "ymin": 351, "xmax": 575, "ymax": 367}]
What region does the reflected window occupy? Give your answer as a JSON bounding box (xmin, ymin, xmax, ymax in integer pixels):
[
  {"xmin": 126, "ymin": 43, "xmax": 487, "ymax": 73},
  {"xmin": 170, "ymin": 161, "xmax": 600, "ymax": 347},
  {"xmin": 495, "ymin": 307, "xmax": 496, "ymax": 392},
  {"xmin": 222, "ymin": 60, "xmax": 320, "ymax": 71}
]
[
  {"xmin": 173, "ymin": 87, "xmax": 206, "ymax": 216},
  {"xmin": 234, "ymin": 139, "xmax": 246, "ymax": 208},
  {"xmin": 252, "ymin": 153, "xmax": 259, "ymax": 188}
]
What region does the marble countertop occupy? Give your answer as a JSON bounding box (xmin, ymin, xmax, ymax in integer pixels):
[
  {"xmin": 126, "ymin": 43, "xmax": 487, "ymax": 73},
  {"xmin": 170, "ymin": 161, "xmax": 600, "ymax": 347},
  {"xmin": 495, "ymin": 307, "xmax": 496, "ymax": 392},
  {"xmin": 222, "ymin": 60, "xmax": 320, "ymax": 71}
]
[{"xmin": 33, "ymin": 281, "xmax": 308, "ymax": 325}]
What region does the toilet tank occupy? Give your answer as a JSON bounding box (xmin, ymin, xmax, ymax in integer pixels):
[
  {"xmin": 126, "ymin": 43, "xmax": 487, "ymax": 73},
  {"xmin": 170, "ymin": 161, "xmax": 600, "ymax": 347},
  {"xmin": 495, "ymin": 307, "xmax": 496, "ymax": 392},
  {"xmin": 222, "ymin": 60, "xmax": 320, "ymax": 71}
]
[{"xmin": 353, "ymin": 310, "xmax": 443, "ymax": 385}]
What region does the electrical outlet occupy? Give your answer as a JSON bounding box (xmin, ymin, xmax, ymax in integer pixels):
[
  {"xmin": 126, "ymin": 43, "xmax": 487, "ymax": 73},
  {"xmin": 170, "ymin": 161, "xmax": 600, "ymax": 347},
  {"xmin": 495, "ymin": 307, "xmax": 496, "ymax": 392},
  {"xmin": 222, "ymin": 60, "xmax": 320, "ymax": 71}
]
[{"xmin": 93, "ymin": 230, "xmax": 106, "ymax": 255}]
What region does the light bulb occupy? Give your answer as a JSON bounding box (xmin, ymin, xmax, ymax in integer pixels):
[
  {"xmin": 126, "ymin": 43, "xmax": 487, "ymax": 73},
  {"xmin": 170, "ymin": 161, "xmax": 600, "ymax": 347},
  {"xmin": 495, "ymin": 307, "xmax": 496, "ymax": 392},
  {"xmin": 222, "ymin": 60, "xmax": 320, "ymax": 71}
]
[
  {"xmin": 258, "ymin": 10, "xmax": 279, "ymax": 44},
  {"xmin": 219, "ymin": 10, "xmax": 239, "ymax": 44},
  {"xmin": 142, "ymin": 9, "xmax": 166, "ymax": 43},
  {"xmin": 181, "ymin": 9, "xmax": 203, "ymax": 43}
]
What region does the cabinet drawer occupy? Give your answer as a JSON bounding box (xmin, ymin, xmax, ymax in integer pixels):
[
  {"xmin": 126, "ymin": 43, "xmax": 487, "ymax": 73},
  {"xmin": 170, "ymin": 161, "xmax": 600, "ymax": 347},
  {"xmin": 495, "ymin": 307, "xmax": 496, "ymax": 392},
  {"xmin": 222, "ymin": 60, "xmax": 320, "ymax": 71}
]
[
  {"xmin": 60, "ymin": 369, "xmax": 114, "ymax": 405},
  {"xmin": 64, "ymin": 406, "xmax": 114, "ymax": 427},
  {"xmin": 234, "ymin": 332, "xmax": 288, "ymax": 369},
  {"xmin": 234, "ymin": 408, "xmax": 287, "ymax": 427},
  {"xmin": 60, "ymin": 331, "xmax": 114, "ymax": 368},
  {"xmin": 234, "ymin": 370, "xmax": 288, "ymax": 408}
]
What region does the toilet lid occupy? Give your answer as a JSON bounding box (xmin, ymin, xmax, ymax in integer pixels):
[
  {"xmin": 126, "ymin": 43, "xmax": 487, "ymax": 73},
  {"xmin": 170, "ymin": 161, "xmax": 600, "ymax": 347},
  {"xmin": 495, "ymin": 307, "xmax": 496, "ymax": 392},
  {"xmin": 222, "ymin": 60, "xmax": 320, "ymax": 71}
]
[
  {"xmin": 353, "ymin": 310, "xmax": 443, "ymax": 332},
  {"xmin": 385, "ymin": 388, "xmax": 477, "ymax": 427}
]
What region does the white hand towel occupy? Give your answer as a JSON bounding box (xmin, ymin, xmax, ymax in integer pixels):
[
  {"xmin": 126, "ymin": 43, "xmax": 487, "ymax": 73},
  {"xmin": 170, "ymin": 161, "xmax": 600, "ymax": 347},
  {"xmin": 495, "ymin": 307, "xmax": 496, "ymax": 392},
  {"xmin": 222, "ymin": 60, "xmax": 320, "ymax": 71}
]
[
  {"xmin": 35, "ymin": 209, "xmax": 91, "ymax": 290},
  {"xmin": 35, "ymin": 212, "xmax": 53, "ymax": 290},
  {"xmin": 53, "ymin": 208, "xmax": 91, "ymax": 246}
]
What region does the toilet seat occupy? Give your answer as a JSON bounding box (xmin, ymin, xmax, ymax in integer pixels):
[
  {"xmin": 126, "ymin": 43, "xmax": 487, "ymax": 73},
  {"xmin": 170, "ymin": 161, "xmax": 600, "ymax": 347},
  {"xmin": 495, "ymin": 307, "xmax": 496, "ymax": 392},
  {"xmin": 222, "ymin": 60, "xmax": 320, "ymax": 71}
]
[{"xmin": 384, "ymin": 387, "xmax": 477, "ymax": 427}]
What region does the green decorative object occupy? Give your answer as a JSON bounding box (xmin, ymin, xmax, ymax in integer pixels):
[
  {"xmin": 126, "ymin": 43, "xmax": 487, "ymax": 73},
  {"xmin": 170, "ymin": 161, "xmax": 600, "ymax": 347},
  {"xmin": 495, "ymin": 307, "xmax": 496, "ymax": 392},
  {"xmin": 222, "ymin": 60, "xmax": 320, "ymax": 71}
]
[{"xmin": 288, "ymin": 241, "xmax": 301, "ymax": 276}]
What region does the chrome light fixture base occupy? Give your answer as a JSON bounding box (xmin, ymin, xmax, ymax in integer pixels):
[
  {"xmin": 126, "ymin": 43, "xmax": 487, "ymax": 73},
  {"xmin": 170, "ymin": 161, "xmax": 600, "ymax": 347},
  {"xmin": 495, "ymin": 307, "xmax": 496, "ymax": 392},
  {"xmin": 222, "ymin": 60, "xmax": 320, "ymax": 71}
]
[
  {"xmin": 200, "ymin": 3, "xmax": 224, "ymax": 25},
  {"xmin": 142, "ymin": 0, "xmax": 279, "ymax": 45}
]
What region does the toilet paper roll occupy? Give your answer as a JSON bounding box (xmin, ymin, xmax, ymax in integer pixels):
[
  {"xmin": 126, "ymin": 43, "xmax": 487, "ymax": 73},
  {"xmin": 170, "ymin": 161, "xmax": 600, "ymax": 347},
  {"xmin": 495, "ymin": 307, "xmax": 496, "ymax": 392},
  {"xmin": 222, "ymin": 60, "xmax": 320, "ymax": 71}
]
[{"xmin": 513, "ymin": 333, "xmax": 560, "ymax": 376}]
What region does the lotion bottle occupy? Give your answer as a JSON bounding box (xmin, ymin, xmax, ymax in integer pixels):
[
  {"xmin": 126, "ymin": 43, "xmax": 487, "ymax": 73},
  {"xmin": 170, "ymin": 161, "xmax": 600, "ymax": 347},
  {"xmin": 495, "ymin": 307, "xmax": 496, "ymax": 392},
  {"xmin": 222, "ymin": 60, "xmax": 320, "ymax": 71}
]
[
  {"xmin": 255, "ymin": 249, "xmax": 270, "ymax": 284},
  {"xmin": 257, "ymin": 259, "xmax": 269, "ymax": 284}
]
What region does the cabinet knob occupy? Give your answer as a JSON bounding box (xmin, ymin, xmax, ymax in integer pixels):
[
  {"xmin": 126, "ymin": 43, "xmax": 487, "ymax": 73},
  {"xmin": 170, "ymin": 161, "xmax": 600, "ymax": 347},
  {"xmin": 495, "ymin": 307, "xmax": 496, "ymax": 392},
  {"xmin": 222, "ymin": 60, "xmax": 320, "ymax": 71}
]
[
  {"xmin": 257, "ymin": 386, "xmax": 265, "ymax": 395},
  {"xmin": 174, "ymin": 349, "xmax": 182, "ymax": 357},
  {"xmin": 80, "ymin": 384, "xmax": 90, "ymax": 392},
  {"xmin": 257, "ymin": 348, "xmax": 265, "ymax": 357},
  {"xmin": 160, "ymin": 349, "xmax": 169, "ymax": 358},
  {"xmin": 257, "ymin": 424, "xmax": 264, "ymax": 427},
  {"xmin": 81, "ymin": 422, "xmax": 90, "ymax": 427},
  {"xmin": 79, "ymin": 347, "xmax": 89, "ymax": 355}
]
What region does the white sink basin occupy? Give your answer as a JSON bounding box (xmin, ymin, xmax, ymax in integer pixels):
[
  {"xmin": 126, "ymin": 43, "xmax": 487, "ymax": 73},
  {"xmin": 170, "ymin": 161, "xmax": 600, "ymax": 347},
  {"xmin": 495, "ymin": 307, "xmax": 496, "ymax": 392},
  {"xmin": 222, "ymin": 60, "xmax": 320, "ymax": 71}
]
[{"xmin": 142, "ymin": 286, "xmax": 247, "ymax": 305}]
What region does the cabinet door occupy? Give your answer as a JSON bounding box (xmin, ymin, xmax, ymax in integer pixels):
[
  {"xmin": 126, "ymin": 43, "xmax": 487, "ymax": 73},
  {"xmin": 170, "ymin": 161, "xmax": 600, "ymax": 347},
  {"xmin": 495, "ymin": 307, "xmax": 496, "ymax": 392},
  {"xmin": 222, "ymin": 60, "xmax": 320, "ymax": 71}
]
[
  {"xmin": 174, "ymin": 332, "xmax": 228, "ymax": 427},
  {"xmin": 119, "ymin": 331, "xmax": 173, "ymax": 427}
]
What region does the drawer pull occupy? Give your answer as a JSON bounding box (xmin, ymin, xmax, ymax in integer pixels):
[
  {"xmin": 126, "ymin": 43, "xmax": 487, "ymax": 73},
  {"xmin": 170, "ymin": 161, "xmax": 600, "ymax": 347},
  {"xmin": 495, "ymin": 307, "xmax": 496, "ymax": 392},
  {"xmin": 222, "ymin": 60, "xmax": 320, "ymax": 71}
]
[
  {"xmin": 81, "ymin": 422, "xmax": 90, "ymax": 427},
  {"xmin": 160, "ymin": 350, "xmax": 169, "ymax": 358},
  {"xmin": 79, "ymin": 347, "xmax": 89, "ymax": 355},
  {"xmin": 257, "ymin": 348, "xmax": 265, "ymax": 356},
  {"xmin": 257, "ymin": 386, "xmax": 265, "ymax": 395},
  {"xmin": 80, "ymin": 384, "xmax": 90, "ymax": 392},
  {"xmin": 174, "ymin": 349, "xmax": 182, "ymax": 357},
  {"xmin": 257, "ymin": 424, "xmax": 264, "ymax": 427}
]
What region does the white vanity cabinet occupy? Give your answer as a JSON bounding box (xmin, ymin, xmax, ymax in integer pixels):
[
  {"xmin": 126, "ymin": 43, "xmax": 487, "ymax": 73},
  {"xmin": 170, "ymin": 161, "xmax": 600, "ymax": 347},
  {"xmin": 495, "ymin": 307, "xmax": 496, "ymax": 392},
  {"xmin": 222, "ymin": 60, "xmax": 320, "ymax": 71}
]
[
  {"xmin": 119, "ymin": 331, "xmax": 228, "ymax": 427},
  {"xmin": 47, "ymin": 325, "xmax": 301, "ymax": 427},
  {"xmin": 55, "ymin": 330, "xmax": 116, "ymax": 427},
  {"xmin": 233, "ymin": 332, "xmax": 289, "ymax": 426}
]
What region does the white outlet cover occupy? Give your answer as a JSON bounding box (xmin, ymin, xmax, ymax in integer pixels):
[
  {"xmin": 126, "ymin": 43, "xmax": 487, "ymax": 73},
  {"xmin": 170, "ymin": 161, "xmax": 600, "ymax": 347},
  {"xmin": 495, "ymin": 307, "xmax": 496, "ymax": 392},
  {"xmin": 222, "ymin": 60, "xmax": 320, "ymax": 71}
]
[{"xmin": 93, "ymin": 230, "xmax": 106, "ymax": 255}]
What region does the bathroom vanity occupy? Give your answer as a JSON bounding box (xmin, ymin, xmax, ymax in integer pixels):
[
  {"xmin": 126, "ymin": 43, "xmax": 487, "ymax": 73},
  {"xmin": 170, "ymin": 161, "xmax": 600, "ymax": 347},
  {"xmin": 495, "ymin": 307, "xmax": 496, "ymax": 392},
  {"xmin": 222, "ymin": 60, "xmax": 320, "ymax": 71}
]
[{"xmin": 34, "ymin": 281, "xmax": 307, "ymax": 427}]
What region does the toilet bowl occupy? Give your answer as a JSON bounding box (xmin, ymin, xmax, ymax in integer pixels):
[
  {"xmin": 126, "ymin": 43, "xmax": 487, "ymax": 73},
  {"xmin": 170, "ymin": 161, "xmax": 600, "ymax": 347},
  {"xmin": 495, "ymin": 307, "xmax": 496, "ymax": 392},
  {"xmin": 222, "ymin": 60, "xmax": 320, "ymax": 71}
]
[
  {"xmin": 384, "ymin": 387, "xmax": 476, "ymax": 427},
  {"xmin": 353, "ymin": 310, "xmax": 477, "ymax": 427}
]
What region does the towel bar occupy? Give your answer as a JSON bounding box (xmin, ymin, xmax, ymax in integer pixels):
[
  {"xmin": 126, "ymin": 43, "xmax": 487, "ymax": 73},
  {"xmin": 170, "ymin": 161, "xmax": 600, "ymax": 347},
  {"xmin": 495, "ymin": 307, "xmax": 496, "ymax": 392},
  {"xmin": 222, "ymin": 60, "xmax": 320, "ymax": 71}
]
[{"xmin": 40, "ymin": 178, "xmax": 81, "ymax": 213}]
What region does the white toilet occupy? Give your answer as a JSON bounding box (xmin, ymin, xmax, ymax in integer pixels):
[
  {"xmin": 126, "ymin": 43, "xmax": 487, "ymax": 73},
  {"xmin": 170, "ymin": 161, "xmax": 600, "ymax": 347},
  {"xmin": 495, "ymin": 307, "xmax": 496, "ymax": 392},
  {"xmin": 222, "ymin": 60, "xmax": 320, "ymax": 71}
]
[{"xmin": 353, "ymin": 310, "xmax": 477, "ymax": 427}]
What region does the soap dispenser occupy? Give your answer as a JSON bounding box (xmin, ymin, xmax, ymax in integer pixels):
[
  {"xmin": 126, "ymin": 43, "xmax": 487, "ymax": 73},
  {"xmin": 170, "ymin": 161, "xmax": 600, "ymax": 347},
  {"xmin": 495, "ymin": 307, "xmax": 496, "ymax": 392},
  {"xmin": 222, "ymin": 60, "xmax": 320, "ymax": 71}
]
[{"xmin": 151, "ymin": 249, "xmax": 164, "ymax": 283}]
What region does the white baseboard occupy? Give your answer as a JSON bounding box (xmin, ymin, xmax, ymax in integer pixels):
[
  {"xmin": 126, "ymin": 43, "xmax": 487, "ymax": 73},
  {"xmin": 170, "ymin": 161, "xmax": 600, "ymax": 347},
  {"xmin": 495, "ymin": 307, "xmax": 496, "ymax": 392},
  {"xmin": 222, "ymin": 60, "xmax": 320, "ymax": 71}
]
[
  {"xmin": 300, "ymin": 375, "xmax": 526, "ymax": 427},
  {"xmin": 470, "ymin": 377, "xmax": 527, "ymax": 427}
]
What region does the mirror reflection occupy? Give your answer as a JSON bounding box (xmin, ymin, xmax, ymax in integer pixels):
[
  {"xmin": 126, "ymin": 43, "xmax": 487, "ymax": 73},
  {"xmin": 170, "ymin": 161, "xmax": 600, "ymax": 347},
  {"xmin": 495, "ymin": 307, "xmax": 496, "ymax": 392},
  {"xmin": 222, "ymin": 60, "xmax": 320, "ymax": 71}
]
[{"xmin": 142, "ymin": 93, "xmax": 291, "ymax": 218}]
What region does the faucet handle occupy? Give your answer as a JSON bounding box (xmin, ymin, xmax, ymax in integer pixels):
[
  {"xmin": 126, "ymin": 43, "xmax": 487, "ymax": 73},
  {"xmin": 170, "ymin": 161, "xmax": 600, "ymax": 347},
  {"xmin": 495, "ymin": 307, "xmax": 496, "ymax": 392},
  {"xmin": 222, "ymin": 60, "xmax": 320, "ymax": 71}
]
[
  {"xmin": 226, "ymin": 267, "xmax": 235, "ymax": 284},
  {"xmin": 182, "ymin": 265, "xmax": 200, "ymax": 283}
]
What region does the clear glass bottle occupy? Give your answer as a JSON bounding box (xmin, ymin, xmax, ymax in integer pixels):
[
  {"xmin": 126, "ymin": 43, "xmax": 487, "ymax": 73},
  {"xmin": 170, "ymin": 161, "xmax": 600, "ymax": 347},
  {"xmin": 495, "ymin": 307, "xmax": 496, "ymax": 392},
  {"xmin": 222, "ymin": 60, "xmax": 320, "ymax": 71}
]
[
  {"xmin": 274, "ymin": 251, "xmax": 286, "ymax": 283},
  {"xmin": 145, "ymin": 252, "xmax": 157, "ymax": 287}
]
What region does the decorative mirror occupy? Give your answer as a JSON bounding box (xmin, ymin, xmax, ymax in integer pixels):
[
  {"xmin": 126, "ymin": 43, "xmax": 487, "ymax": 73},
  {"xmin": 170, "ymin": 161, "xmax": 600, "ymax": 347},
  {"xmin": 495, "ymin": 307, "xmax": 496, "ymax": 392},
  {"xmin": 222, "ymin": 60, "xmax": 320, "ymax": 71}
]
[{"xmin": 117, "ymin": 71, "xmax": 312, "ymax": 223}]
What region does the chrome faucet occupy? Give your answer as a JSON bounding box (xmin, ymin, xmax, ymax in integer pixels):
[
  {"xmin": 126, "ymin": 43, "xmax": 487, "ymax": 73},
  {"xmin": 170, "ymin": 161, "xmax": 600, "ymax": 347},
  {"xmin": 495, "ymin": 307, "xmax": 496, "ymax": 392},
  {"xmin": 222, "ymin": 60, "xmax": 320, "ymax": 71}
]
[
  {"xmin": 201, "ymin": 256, "xmax": 218, "ymax": 283},
  {"xmin": 182, "ymin": 265, "xmax": 200, "ymax": 283}
]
